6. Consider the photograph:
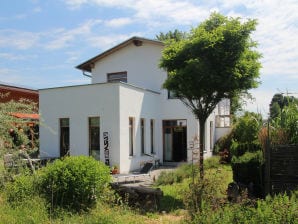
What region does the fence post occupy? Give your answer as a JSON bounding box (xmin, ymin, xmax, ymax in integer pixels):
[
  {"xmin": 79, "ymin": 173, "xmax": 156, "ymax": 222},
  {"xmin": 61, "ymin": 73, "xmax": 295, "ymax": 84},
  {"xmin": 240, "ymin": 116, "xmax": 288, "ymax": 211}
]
[{"xmin": 264, "ymin": 122, "xmax": 271, "ymax": 195}]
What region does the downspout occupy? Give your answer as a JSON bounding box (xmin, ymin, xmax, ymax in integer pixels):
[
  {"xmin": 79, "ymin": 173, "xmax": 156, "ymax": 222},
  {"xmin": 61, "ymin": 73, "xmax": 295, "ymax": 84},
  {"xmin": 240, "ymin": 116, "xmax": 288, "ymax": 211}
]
[{"xmin": 82, "ymin": 70, "xmax": 92, "ymax": 78}]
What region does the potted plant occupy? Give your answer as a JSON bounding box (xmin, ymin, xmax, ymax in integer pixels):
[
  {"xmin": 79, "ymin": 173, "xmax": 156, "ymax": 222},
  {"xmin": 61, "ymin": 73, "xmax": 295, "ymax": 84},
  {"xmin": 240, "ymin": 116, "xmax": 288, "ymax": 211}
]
[{"xmin": 111, "ymin": 165, "xmax": 119, "ymax": 174}]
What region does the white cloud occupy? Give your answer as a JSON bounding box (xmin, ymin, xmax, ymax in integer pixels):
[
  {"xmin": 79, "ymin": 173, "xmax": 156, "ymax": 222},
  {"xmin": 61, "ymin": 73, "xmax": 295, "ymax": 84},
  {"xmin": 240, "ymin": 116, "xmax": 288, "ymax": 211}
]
[
  {"xmin": 104, "ymin": 17, "xmax": 133, "ymax": 28},
  {"xmin": 33, "ymin": 7, "xmax": 42, "ymax": 13},
  {"xmin": 0, "ymin": 29, "xmax": 40, "ymax": 50},
  {"xmin": 87, "ymin": 33, "xmax": 142, "ymax": 50},
  {"xmin": 0, "ymin": 53, "xmax": 37, "ymax": 61},
  {"xmin": 45, "ymin": 19, "xmax": 102, "ymax": 50},
  {"xmin": 0, "ymin": 68, "xmax": 26, "ymax": 84},
  {"xmin": 63, "ymin": 0, "xmax": 209, "ymax": 26},
  {"xmin": 244, "ymin": 89, "xmax": 276, "ymax": 117}
]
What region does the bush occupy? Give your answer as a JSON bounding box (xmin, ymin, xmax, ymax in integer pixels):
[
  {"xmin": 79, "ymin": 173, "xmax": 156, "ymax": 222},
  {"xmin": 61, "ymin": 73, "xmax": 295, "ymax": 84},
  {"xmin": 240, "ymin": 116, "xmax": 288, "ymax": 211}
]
[
  {"xmin": 231, "ymin": 151, "xmax": 264, "ymax": 196},
  {"xmin": 213, "ymin": 131, "xmax": 233, "ymax": 155},
  {"xmin": 204, "ymin": 156, "xmax": 221, "ymax": 169},
  {"xmin": 230, "ymin": 140, "xmax": 261, "ymax": 157},
  {"xmin": 233, "ymin": 112, "xmax": 262, "ymax": 143},
  {"xmin": 5, "ymin": 173, "xmax": 37, "ymax": 206},
  {"xmin": 38, "ymin": 156, "xmax": 111, "ymax": 212}
]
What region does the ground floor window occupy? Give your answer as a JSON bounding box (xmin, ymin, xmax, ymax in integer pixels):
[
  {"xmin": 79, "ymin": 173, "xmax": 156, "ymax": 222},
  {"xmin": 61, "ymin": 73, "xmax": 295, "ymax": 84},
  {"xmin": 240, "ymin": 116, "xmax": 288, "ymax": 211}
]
[
  {"xmin": 60, "ymin": 118, "xmax": 69, "ymax": 157},
  {"xmin": 140, "ymin": 118, "xmax": 145, "ymax": 154},
  {"xmin": 150, "ymin": 119, "xmax": 155, "ymax": 154},
  {"xmin": 89, "ymin": 117, "xmax": 100, "ymax": 160},
  {"xmin": 129, "ymin": 117, "xmax": 134, "ymax": 156},
  {"xmin": 163, "ymin": 119, "xmax": 187, "ymax": 162},
  {"xmin": 210, "ymin": 121, "xmax": 214, "ymax": 152}
]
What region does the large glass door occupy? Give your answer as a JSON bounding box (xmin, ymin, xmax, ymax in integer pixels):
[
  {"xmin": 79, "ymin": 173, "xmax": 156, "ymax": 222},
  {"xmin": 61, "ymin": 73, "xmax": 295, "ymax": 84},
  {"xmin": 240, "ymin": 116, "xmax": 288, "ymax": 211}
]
[{"xmin": 163, "ymin": 120, "xmax": 187, "ymax": 162}]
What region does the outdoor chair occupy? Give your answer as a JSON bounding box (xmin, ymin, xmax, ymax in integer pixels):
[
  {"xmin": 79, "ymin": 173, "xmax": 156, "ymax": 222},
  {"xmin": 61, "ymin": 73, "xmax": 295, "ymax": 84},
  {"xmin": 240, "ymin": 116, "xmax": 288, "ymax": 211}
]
[
  {"xmin": 3, "ymin": 154, "xmax": 16, "ymax": 170},
  {"xmin": 113, "ymin": 162, "xmax": 154, "ymax": 184}
]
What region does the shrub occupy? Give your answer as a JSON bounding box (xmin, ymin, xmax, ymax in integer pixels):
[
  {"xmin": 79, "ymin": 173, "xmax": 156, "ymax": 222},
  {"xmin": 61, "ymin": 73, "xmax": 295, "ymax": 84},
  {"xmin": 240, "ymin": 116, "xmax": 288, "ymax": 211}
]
[
  {"xmin": 5, "ymin": 173, "xmax": 37, "ymax": 206},
  {"xmin": 233, "ymin": 112, "xmax": 262, "ymax": 143},
  {"xmin": 231, "ymin": 151, "xmax": 264, "ymax": 196},
  {"xmin": 204, "ymin": 156, "xmax": 221, "ymax": 169},
  {"xmin": 230, "ymin": 140, "xmax": 261, "ymax": 157},
  {"xmin": 38, "ymin": 155, "xmax": 111, "ymax": 212},
  {"xmin": 270, "ymin": 102, "xmax": 298, "ymax": 145},
  {"xmin": 183, "ymin": 168, "xmax": 228, "ymax": 217},
  {"xmin": 213, "ymin": 131, "xmax": 233, "ymax": 155}
]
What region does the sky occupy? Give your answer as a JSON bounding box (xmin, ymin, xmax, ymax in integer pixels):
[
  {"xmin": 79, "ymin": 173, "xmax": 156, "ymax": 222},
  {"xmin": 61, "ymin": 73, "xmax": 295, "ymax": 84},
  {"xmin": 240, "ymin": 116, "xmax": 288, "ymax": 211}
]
[{"xmin": 0, "ymin": 0, "xmax": 297, "ymax": 116}]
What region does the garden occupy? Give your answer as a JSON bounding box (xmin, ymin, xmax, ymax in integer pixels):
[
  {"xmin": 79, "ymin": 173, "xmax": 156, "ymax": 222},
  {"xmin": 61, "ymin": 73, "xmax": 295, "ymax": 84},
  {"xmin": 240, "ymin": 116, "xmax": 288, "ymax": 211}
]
[{"xmin": 0, "ymin": 93, "xmax": 297, "ymax": 223}]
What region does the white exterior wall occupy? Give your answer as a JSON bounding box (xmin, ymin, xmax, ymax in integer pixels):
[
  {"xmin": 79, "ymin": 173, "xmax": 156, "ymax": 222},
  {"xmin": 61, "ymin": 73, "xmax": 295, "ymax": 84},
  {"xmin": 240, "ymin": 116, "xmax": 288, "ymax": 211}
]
[
  {"xmin": 39, "ymin": 83, "xmax": 120, "ymax": 165},
  {"xmin": 118, "ymin": 84, "xmax": 161, "ymax": 173},
  {"xmin": 91, "ymin": 43, "xmax": 164, "ymax": 92}
]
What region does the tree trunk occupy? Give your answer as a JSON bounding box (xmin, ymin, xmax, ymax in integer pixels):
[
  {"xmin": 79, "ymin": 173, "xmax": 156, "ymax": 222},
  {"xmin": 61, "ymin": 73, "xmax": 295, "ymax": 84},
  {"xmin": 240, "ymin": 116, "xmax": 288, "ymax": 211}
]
[{"xmin": 198, "ymin": 118, "xmax": 206, "ymax": 181}]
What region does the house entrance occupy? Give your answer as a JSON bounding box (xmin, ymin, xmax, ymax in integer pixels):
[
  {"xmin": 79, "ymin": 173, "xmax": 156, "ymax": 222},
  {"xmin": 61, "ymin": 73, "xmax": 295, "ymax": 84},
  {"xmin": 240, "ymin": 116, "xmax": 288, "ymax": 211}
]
[{"xmin": 163, "ymin": 120, "xmax": 187, "ymax": 162}]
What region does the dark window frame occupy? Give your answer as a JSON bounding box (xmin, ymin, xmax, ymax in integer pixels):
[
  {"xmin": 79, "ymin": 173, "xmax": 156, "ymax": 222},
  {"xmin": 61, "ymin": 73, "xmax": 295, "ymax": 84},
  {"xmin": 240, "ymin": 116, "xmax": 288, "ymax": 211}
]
[
  {"xmin": 150, "ymin": 119, "xmax": 155, "ymax": 154},
  {"xmin": 88, "ymin": 117, "xmax": 100, "ymax": 158},
  {"xmin": 129, "ymin": 117, "xmax": 134, "ymax": 156},
  {"xmin": 168, "ymin": 90, "xmax": 179, "ymax": 99},
  {"xmin": 107, "ymin": 71, "xmax": 127, "ymax": 83},
  {"xmin": 60, "ymin": 118, "xmax": 69, "ymax": 157},
  {"xmin": 140, "ymin": 118, "xmax": 145, "ymax": 154}
]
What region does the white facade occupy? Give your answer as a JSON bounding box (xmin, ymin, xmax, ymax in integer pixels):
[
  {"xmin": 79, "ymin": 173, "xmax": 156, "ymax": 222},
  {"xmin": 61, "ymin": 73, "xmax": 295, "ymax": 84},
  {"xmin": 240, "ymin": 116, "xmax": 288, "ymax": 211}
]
[{"xmin": 39, "ymin": 37, "xmax": 230, "ymax": 173}]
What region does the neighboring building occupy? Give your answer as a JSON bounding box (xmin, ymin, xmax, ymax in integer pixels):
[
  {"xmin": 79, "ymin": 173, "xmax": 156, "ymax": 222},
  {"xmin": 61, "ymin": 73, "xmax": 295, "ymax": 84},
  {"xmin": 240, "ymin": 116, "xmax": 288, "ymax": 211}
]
[
  {"xmin": 39, "ymin": 37, "xmax": 231, "ymax": 173},
  {"xmin": 0, "ymin": 82, "xmax": 39, "ymax": 104}
]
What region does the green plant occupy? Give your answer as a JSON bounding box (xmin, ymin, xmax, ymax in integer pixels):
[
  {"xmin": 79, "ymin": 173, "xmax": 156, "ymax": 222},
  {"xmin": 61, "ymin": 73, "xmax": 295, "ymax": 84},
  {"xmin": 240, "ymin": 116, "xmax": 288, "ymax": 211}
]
[
  {"xmin": 189, "ymin": 193, "xmax": 298, "ymax": 224},
  {"xmin": 5, "ymin": 173, "xmax": 37, "ymax": 206},
  {"xmin": 233, "ymin": 112, "xmax": 262, "ymax": 144},
  {"xmin": 230, "ymin": 140, "xmax": 261, "ymax": 157},
  {"xmin": 270, "ymin": 102, "xmax": 298, "ymax": 145},
  {"xmin": 231, "ymin": 151, "xmax": 264, "ymax": 196},
  {"xmin": 38, "ymin": 155, "xmax": 111, "ymax": 212},
  {"xmin": 160, "ymin": 12, "xmax": 261, "ymax": 181},
  {"xmin": 213, "ymin": 131, "xmax": 234, "ymax": 155}
]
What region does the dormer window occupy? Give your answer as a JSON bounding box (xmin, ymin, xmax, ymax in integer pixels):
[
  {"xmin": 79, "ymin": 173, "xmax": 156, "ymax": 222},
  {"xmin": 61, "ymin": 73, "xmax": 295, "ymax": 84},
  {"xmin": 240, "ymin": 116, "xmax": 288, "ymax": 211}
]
[{"xmin": 107, "ymin": 71, "xmax": 127, "ymax": 83}]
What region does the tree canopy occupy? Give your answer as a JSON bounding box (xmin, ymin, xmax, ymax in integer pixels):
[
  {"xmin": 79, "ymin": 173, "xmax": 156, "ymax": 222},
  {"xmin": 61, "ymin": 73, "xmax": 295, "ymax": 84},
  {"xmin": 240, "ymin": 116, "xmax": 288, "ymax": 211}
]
[
  {"xmin": 160, "ymin": 13, "xmax": 261, "ymax": 180},
  {"xmin": 269, "ymin": 93, "xmax": 298, "ymax": 119},
  {"xmin": 156, "ymin": 29, "xmax": 186, "ymax": 42},
  {"xmin": 161, "ymin": 13, "xmax": 261, "ymax": 122}
]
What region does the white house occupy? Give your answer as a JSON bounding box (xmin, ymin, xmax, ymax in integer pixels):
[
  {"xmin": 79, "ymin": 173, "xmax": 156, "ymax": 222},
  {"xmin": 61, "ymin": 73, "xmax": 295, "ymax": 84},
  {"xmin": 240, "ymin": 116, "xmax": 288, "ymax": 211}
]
[{"xmin": 39, "ymin": 37, "xmax": 231, "ymax": 173}]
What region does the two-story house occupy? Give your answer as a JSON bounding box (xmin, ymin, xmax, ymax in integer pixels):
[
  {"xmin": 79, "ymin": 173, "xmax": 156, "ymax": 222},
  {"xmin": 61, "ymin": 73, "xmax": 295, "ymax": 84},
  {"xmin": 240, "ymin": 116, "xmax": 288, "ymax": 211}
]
[{"xmin": 39, "ymin": 37, "xmax": 230, "ymax": 173}]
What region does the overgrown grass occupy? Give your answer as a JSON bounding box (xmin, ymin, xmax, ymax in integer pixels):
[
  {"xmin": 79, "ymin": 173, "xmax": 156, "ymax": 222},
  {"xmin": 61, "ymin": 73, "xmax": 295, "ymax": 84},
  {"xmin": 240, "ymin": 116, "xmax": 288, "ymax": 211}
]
[
  {"xmin": 0, "ymin": 155, "xmax": 297, "ymax": 223},
  {"xmin": 187, "ymin": 193, "xmax": 298, "ymax": 224}
]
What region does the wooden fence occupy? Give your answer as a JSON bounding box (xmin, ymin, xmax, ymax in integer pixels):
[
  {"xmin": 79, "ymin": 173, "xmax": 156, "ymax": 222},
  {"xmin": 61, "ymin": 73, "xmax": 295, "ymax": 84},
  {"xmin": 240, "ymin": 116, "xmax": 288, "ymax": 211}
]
[{"xmin": 264, "ymin": 145, "xmax": 298, "ymax": 195}]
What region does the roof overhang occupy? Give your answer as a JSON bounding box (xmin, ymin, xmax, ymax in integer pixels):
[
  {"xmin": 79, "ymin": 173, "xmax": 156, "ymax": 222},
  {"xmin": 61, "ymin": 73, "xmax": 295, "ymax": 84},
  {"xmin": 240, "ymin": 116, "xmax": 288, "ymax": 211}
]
[{"xmin": 76, "ymin": 36, "xmax": 164, "ymax": 72}]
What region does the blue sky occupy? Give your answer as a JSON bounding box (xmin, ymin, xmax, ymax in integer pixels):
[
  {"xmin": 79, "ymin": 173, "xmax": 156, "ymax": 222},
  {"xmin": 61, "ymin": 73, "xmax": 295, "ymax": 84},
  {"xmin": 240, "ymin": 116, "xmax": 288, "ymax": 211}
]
[{"xmin": 0, "ymin": 0, "xmax": 297, "ymax": 116}]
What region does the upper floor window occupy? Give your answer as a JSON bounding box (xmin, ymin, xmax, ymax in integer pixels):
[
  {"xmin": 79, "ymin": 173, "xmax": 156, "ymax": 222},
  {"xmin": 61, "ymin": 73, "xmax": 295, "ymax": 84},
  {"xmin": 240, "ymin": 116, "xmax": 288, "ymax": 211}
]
[
  {"xmin": 168, "ymin": 90, "xmax": 178, "ymax": 99},
  {"xmin": 107, "ymin": 71, "xmax": 127, "ymax": 83},
  {"xmin": 216, "ymin": 99, "xmax": 231, "ymax": 127}
]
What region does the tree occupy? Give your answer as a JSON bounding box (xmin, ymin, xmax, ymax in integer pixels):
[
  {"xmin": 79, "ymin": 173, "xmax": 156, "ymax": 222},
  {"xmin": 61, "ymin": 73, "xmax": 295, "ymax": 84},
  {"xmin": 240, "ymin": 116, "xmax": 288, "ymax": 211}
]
[
  {"xmin": 160, "ymin": 13, "xmax": 261, "ymax": 181},
  {"xmin": 156, "ymin": 29, "xmax": 186, "ymax": 42},
  {"xmin": 269, "ymin": 93, "xmax": 298, "ymax": 119}
]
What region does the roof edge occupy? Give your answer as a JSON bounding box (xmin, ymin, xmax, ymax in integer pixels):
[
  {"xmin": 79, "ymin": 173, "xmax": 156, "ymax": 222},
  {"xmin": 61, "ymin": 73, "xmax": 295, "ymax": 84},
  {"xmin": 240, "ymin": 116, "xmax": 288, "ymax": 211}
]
[{"xmin": 76, "ymin": 36, "xmax": 164, "ymax": 72}]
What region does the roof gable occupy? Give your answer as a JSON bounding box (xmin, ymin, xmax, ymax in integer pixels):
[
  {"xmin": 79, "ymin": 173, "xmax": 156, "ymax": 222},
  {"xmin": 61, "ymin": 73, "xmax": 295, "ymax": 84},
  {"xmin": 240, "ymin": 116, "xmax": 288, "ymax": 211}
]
[{"xmin": 76, "ymin": 36, "xmax": 164, "ymax": 72}]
